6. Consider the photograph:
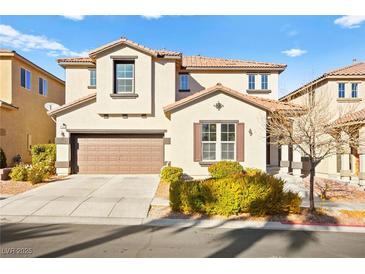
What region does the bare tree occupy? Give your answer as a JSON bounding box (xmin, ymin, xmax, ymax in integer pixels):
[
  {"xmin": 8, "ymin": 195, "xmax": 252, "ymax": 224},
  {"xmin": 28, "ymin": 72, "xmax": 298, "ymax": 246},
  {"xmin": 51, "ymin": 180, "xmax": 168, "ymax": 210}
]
[{"xmin": 267, "ymin": 89, "xmax": 360, "ymax": 212}]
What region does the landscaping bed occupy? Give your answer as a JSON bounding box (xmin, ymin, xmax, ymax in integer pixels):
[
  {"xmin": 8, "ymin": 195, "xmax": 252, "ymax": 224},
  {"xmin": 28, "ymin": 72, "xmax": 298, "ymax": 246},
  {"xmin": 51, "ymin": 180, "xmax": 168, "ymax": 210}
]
[{"xmin": 303, "ymin": 176, "xmax": 365, "ymax": 202}]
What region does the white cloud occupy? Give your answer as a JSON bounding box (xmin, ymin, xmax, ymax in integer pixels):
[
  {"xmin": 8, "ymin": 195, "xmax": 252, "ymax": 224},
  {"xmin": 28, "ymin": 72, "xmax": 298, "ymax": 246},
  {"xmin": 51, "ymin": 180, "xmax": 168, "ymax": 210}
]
[
  {"xmin": 141, "ymin": 15, "xmax": 162, "ymax": 20},
  {"xmin": 62, "ymin": 15, "xmax": 85, "ymax": 21},
  {"xmin": 287, "ymin": 30, "xmax": 298, "ymax": 37},
  {"xmin": 0, "ymin": 24, "xmax": 88, "ymax": 57},
  {"xmin": 334, "ymin": 16, "xmax": 365, "ymax": 29},
  {"xmin": 281, "ymin": 48, "xmax": 307, "ymax": 57}
]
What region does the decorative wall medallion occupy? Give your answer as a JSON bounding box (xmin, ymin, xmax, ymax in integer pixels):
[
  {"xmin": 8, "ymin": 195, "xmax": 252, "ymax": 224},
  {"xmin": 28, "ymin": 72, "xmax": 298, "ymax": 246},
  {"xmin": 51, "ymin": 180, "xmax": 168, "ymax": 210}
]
[{"xmin": 213, "ymin": 101, "xmax": 224, "ymax": 111}]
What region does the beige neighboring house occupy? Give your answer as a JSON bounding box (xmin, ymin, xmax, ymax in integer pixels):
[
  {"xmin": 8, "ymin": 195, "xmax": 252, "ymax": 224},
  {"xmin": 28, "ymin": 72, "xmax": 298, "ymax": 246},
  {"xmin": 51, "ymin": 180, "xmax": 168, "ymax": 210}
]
[
  {"xmin": 48, "ymin": 37, "xmax": 299, "ymax": 176},
  {"xmin": 0, "ymin": 49, "xmax": 65, "ymax": 164},
  {"xmin": 280, "ymin": 62, "xmax": 365, "ymax": 184}
]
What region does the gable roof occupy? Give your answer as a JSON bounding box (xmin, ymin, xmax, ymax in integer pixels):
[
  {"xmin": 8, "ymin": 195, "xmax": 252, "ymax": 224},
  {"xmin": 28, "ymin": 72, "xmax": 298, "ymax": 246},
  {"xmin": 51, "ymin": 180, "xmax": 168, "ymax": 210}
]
[
  {"xmin": 182, "ymin": 55, "xmax": 286, "ymax": 71},
  {"xmin": 332, "ymin": 108, "xmax": 365, "ymax": 127},
  {"xmin": 280, "ymin": 62, "xmax": 365, "ymax": 102},
  {"xmin": 88, "ymin": 37, "xmax": 182, "ymax": 58},
  {"xmin": 48, "ymin": 92, "xmax": 96, "ymax": 117},
  {"xmin": 163, "ymin": 83, "xmax": 302, "ymax": 113}
]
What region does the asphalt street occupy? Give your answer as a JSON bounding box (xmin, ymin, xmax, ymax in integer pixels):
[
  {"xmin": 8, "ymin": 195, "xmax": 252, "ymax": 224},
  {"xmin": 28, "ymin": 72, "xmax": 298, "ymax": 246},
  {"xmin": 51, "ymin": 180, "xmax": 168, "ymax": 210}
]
[{"xmin": 1, "ymin": 222, "xmax": 365, "ymax": 257}]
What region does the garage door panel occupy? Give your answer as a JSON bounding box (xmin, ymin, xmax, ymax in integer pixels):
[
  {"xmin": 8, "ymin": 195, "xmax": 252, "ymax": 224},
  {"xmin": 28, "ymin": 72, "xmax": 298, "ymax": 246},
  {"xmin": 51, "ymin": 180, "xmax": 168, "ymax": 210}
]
[{"xmin": 72, "ymin": 134, "xmax": 164, "ymax": 174}]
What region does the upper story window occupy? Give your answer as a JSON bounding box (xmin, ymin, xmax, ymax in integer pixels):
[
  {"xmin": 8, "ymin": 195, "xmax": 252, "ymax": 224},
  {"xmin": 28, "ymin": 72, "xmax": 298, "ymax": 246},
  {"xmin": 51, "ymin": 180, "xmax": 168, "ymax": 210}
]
[
  {"xmin": 201, "ymin": 123, "xmax": 236, "ymax": 161},
  {"xmin": 248, "ymin": 74, "xmax": 255, "ymax": 90},
  {"xmin": 20, "ymin": 68, "xmax": 31, "ymax": 90},
  {"xmin": 261, "ymin": 74, "xmax": 268, "ymax": 90},
  {"xmin": 89, "ymin": 69, "xmax": 96, "ymax": 87},
  {"xmin": 338, "ymin": 83, "xmax": 345, "ymax": 98},
  {"xmin": 38, "ymin": 77, "xmax": 48, "ymax": 96},
  {"xmin": 114, "ymin": 61, "xmax": 134, "ymax": 93},
  {"xmin": 179, "ymin": 74, "xmax": 190, "ymax": 91},
  {"xmin": 352, "ymin": 83, "xmax": 358, "ymax": 98}
]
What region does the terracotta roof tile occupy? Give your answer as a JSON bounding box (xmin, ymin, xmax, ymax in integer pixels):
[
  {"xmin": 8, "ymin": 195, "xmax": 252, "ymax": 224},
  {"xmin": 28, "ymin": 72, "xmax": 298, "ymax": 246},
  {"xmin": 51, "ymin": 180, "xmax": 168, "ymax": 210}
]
[
  {"xmin": 182, "ymin": 55, "xmax": 287, "ymax": 70},
  {"xmin": 164, "ymin": 83, "xmax": 302, "ymax": 113},
  {"xmin": 332, "ymin": 108, "xmax": 365, "ymax": 126},
  {"xmin": 57, "ymin": 57, "xmax": 95, "ymax": 64}
]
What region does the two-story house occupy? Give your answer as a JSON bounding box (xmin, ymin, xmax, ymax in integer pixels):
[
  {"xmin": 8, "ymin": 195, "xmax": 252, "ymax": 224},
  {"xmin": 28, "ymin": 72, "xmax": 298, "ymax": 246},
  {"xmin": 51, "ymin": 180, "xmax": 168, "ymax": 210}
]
[
  {"xmin": 0, "ymin": 49, "xmax": 65, "ymax": 164},
  {"xmin": 48, "ymin": 37, "xmax": 299, "ymax": 176},
  {"xmin": 280, "ymin": 62, "xmax": 365, "ymax": 184}
]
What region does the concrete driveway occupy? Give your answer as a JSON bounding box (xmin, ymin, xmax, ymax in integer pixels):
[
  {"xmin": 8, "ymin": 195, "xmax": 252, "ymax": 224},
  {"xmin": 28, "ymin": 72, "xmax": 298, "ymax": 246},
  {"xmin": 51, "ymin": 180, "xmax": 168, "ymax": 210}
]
[{"xmin": 0, "ymin": 175, "xmax": 159, "ymax": 222}]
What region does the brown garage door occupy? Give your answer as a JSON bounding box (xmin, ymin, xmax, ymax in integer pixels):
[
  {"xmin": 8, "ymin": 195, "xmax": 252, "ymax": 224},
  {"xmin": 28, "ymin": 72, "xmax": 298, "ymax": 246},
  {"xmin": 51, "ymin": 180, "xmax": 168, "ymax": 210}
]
[{"xmin": 71, "ymin": 134, "xmax": 164, "ymax": 174}]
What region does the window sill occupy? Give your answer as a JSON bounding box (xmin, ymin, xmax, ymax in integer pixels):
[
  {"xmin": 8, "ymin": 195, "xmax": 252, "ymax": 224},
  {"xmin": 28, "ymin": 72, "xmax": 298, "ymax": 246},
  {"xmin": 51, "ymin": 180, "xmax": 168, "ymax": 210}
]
[
  {"xmin": 179, "ymin": 89, "xmax": 190, "ymax": 92},
  {"xmin": 110, "ymin": 93, "xmax": 139, "ymax": 99},
  {"xmin": 337, "ymin": 98, "xmax": 362, "ymax": 103},
  {"xmin": 199, "ymin": 161, "xmax": 217, "ymax": 167},
  {"xmin": 246, "ymin": 89, "xmax": 272, "ymax": 94},
  {"xmin": 88, "ymin": 85, "xmax": 96, "ymax": 89}
]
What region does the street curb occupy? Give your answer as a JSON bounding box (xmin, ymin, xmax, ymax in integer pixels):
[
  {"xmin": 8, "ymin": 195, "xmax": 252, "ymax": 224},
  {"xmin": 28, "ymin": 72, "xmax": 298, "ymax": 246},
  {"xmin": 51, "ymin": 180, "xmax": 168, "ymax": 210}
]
[{"xmin": 1, "ymin": 214, "xmax": 365, "ymax": 233}]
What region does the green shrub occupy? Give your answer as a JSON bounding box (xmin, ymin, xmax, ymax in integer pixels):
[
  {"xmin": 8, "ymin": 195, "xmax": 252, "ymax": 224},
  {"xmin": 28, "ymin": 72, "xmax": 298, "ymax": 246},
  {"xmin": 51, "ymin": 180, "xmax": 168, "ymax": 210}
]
[
  {"xmin": 0, "ymin": 148, "xmax": 6, "ymax": 168},
  {"xmin": 208, "ymin": 161, "xmax": 243, "ymax": 179},
  {"xmin": 9, "ymin": 164, "xmax": 29, "ymax": 181},
  {"xmin": 244, "ymin": 167, "xmax": 262, "ymax": 176},
  {"xmin": 170, "ymin": 172, "xmax": 301, "ymax": 216},
  {"xmin": 160, "ymin": 166, "xmax": 183, "ymax": 184},
  {"xmin": 31, "ymin": 144, "xmax": 56, "ymax": 175},
  {"xmin": 27, "ymin": 163, "xmax": 48, "ymax": 184}
]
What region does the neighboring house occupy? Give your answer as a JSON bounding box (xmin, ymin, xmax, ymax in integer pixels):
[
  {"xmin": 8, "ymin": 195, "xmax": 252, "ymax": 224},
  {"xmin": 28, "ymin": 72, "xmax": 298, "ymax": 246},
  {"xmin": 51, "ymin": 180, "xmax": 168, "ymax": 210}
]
[
  {"xmin": 48, "ymin": 37, "xmax": 299, "ymax": 176},
  {"xmin": 0, "ymin": 49, "xmax": 65, "ymax": 164},
  {"xmin": 280, "ymin": 62, "xmax": 365, "ymax": 183}
]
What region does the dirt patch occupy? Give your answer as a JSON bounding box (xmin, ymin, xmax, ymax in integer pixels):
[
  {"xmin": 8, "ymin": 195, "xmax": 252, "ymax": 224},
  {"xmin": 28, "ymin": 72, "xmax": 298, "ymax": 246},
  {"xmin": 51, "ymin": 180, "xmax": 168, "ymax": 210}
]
[
  {"xmin": 303, "ymin": 176, "xmax": 365, "ymax": 202},
  {"xmin": 0, "ymin": 175, "xmax": 68, "ymax": 195},
  {"xmin": 155, "ymin": 181, "xmax": 170, "ymax": 199},
  {"xmin": 148, "ymin": 206, "xmax": 365, "ymax": 226}
]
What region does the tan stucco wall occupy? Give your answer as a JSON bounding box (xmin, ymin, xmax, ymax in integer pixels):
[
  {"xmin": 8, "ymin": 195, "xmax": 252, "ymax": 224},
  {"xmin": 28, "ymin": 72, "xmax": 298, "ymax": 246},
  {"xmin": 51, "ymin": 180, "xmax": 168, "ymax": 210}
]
[
  {"xmin": 65, "ymin": 66, "xmax": 95, "ymax": 103},
  {"xmin": 285, "ymin": 78, "xmax": 365, "ymax": 178},
  {"xmin": 0, "ymin": 57, "xmax": 12, "ymax": 104},
  {"xmin": 169, "ymin": 92, "xmax": 267, "ymax": 176},
  {"xmin": 176, "ymin": 71, "xmax": 279, "ymax": 101},
  {"xmin": 95, "ymin": 45, "xmax": 154, "ymax": 114},
  {"xmin": 0, "ymin": 56, "xmax": 65, "ymax": 164}
]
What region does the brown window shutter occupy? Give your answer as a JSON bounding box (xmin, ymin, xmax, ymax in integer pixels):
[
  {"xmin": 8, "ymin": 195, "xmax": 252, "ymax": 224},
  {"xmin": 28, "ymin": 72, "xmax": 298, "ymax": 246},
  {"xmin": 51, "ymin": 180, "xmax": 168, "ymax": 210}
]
[
  {"xmin": 193, "ymin": 123, "xmax": 202, "ymax": 162},
  {"xmin": 236, "ymin": 123, "xmax": 245, "ymax": 162}
]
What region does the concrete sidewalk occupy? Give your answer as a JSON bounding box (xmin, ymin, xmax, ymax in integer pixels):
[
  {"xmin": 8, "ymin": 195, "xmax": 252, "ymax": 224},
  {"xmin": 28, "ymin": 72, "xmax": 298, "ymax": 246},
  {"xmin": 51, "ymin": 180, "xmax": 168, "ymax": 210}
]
[{"xmin": 0, "ymin": 175, "xmax": 159, "ymax": 219}]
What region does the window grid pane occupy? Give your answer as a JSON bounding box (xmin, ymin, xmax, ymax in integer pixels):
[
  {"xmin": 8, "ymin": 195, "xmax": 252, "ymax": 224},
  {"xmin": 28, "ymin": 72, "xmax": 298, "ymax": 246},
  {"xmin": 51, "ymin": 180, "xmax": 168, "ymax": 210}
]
[
  {"xmin": 179, "ymin": 74, "xmax": 189, "ymax": 90},
  {"xmin": 248, "ymin": 75, "xmax": 255, "ymax": 90},
  {"xmin": 261, "ymin": 75, "xmax": 268, "ymax": 89},
  {"xmin": 352, "ymin": 83, "xmax": 358, "ymax": 98},
  {"xmin": 25, "ymin": 70, "xmax": 31, "ymax": 89},
  {"xmin": 90, "ymin": 70, "xmax": 96, "ymax": 86},
  {"xmin": 115, "ymin": 63, "xmax": 134, "ymax": 93},
  {"xmin": 338, "ymin": 83, "xmax": 345, "ymax": 98},
  {"xmin": 221, "ymin": 123, "xmax": 235, "ymax": 160}
]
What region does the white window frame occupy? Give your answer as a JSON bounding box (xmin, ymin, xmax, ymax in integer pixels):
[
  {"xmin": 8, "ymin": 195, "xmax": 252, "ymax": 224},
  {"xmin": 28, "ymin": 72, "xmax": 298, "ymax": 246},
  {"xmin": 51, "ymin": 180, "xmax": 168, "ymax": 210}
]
[
  {"xmin": 220, "ymin": 123, "xmax": 236, "ymax": 160},
  {"xmin": 261, "ymin": 74, "xmax": 268, "ymax": 90},
  {"xmin": 351, "ymin": 83, "xmax": 358, "ymax": 98},
  {"xmin": 115, "ymin": 61, "xmax": 135, "ymax": 93},
  {"xmin": 248, "ymin": 74, "xmax": 256, "ymax": 90},
  {"xmin": 21, "ymin": 67, "xmax": 31, "ymax": 90},
  {"xmin": 201, "ymin": 122, "xmax": 236, "ymax": 161},
  {"xmin": 89, "ymin": 69, "xmax": 96, "ymax": 87},
  {"xmin": 338, "ymin": 83, "xmax": 345, "ymax": 98},
  {"xmin": 179, "ymin": 74, "xmax": 189, "ymax": 91},
  {"xmin": 38, "ymin": 77, "xmax": 48, "ymax": 96}
]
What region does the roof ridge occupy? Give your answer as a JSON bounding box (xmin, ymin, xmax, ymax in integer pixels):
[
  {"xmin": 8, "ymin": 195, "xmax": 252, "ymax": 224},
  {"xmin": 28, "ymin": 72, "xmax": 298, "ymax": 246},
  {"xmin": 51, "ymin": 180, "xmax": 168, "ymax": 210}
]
[{"xmin": 185, "ymin": 55, "xmax": 284, "ymax": 66}]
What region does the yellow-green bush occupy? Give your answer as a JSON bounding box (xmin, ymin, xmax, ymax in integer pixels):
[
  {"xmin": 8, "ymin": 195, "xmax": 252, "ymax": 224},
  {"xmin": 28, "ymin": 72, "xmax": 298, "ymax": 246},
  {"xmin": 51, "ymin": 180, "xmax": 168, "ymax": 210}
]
[
  {"xmin": 208, "ymin": 161, "xmax": 243, "ymax": 179},
  {"xmin": 9, "ymin": 164, "xmax": 29, "ymax": 181},
  {"xmin": 31, "ymin": 144, "xmax": 56, "ymax": 176},
  {"xmin": 160, "ymin": 166, "xmax": 183, "ymax": 184},
  {"xmin": 170, "ymin": 173, "xmax": 301, "ymax": 216},
  {"xmin": 27, "ymin": 163, "xmax": 48, "ymax": 184},
  {"xmin": 244, "ymin": 167, "xmax": 262, "ymax": 176}
]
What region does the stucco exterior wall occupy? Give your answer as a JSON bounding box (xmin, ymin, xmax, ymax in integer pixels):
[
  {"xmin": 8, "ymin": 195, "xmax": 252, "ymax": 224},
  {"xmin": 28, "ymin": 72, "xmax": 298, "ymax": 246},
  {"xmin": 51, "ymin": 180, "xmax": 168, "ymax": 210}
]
[
  {"xmin": 169, "ymin": 92, "xmax": 267, "ymax": 176},
  {"xmin": 0, "ymin": 57, "xmax": 12, "ymax": 104},
  {"xmin": 0, "ymin": 56, "xmax": 65, "ymax": 164},
  {"xmin": 176, "ymin": 71, "xmax": 279, "ymax": 101},
  {"xmin": 284, "ymin": 78, "xmax": 365, "ymax": 178},
  {"xmin": 95, "ymin": 46, "xmax": 154, "ymax": 114},
  {"xmin": 65, "ymin": 66, "xmax": 95, "ymax": 103}
]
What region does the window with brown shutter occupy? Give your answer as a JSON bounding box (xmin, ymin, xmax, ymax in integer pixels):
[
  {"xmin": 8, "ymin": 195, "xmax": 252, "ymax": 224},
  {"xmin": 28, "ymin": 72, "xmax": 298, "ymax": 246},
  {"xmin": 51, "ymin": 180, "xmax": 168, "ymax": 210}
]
[
  {"xmin": 193, "ymin": 123, "xmax": 202, "ymax": 162},
  {"xmin": 236, "ymin": 123, "xmax": 245, "ymax": 162}
]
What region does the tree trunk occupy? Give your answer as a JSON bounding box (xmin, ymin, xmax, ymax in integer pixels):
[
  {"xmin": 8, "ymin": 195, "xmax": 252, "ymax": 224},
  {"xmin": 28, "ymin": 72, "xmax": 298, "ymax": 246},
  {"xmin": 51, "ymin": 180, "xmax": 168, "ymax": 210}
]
[{"xmin": 309, "ymin": 162, "xmax": 315, "ymax": 213}]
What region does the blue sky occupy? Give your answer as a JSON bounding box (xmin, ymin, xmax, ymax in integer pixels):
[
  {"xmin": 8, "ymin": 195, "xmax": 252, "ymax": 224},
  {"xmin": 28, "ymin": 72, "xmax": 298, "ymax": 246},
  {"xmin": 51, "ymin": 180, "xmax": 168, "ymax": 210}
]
[{"xmin": 1, "ymin": 15, "xmax": 365, "ymax": 97}]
